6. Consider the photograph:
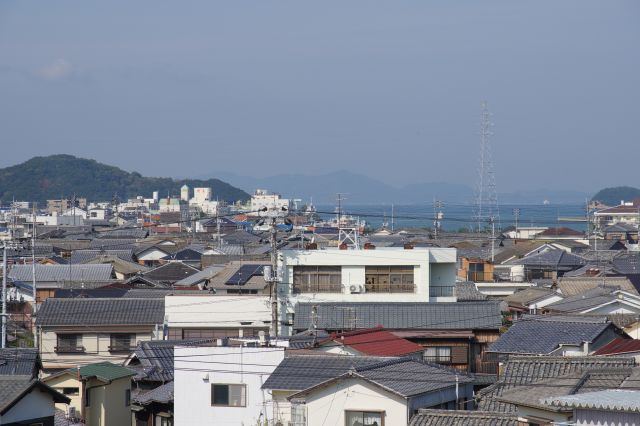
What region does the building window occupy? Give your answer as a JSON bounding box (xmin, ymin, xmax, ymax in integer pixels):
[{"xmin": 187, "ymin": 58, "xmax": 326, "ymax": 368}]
[
  {"xmin": 62, "ymin": 387, "xmax": 79, "ymax": 396},
  {"xmin": 211, "ymin": 384, "xmax": 246, "ymax": 407},
  {"xmin": 293, "ymin": 266, "xmax": 342, "ymax": 293},
  {"xmin": 109, "ymin": 334, "xmax": 135, "ymax": 352},
  {"xmin": 125, "ymin": 389, "xmax": 131, "ymax": 406},
  {"xmin": 345, "ymin": 411, "xmax": 384, "ymax": 426},
  {"xmin": 365, "ymin": 266, "xmax": 414, "ymax": 293},
  {"xmin": 86, "ymin": 389, "xmax": 91, "ymax": 407},
  {"xmin": 56, "ymin": 334, "xmax": 84, "ymax": 353},
  {"xmin": 424, "ymin": 347, "xmax": 452, "ymax": 364},
  {"xmin": 291, "ymin": 402, "xmax": 307, "ymax": 426}
]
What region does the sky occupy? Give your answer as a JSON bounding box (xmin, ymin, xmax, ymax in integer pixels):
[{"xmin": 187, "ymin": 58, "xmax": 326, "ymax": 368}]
[{"xmin": 0, "ymin": 0, "xmax": 638, "ymax": 192}]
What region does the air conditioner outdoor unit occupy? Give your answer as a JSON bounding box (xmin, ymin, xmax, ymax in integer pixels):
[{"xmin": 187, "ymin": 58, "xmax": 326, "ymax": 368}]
[
  {"xmin": 349, "ymin": 285, "xmax": 362, "ymax": 294},
  {"xmin": 67, "ymin": 406, "xmax": 77, "ymax": 419}
]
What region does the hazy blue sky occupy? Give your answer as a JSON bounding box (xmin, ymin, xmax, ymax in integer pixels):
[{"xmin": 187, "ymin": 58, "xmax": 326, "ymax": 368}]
[{"xmin": 0, "ymin": 1, "xmax": 638, "ymax": 191}]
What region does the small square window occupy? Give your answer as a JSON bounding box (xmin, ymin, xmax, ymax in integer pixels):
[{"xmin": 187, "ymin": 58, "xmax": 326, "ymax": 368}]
[{"xmin": 211, "ymin": 384, "xmax": 246, "ymax": 407}]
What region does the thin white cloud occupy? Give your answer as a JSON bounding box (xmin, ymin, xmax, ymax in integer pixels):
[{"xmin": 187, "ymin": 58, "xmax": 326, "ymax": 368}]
[{"xmin": 34, "ymin": 59, "xmax": 73, "ymax": 80}]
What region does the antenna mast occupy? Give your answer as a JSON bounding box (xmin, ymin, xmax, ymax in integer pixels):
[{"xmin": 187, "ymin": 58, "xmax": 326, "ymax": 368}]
[{"xmin": 474, "ymin": 102, "xmax": 500, "ymax": 232}]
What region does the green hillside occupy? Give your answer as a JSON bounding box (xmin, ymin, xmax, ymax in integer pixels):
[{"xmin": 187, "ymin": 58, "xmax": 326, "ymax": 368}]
[
  {"xmin": 591, "ymin": 186, "xmax": 640, "ymax": 206},
  {"xmin": 0, "ymin": 155, "xmax": 250, "ymax": 203}
]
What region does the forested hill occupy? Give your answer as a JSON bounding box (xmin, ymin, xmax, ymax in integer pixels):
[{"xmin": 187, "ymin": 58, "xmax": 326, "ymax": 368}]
[
  {"xmin": 591, "ymin": 186, "xmax": 640, "ymax": 206},
  {"xmin": 0, "ymin": 155, "xmax": 250, "ymax": 203}
]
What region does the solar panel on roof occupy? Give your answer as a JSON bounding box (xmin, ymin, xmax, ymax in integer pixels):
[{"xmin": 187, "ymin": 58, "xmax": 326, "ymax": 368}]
[{"xmin": 225, "ymin": 264, "xmax": 265, "ymax": 285}]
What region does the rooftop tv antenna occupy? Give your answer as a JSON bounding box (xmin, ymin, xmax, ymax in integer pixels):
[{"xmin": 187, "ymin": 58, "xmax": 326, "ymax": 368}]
[{"xmin": 473, "ymin": 101, "xmax": 500, "ymax": 232}]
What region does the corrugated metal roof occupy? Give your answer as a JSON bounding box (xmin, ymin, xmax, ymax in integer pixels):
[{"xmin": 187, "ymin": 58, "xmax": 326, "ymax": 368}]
[
  {"xmin": 545, "ymin": 389, "xmax": 640, "ymax": 412},
  {"xmin": 320, "ymin": 327, "xmax": 424, "ymax": 357},
  {"xmin": 293, "ymin": 302, "xmax": 503, "ymax": 331},
  {"xmin": 593, "ymin": 337, "xmax": 640, "ymax": 356}
]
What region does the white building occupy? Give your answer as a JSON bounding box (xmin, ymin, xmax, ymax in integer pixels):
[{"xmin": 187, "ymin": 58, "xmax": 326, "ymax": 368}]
[
  {"xmin": 250, "ymin": 189, "xmax": 290, "ymax": 215},
  {"xmin": 164, "ymin": 295, "xmax": 272, "ymax": 340},
  {"xmin": 174, "ymin": 345, "xmax": 285, "ymax": 426},
  {"xmin": 180, "ymin": 184, "xmax": 190, "ymax": 202},
  {"xmin": 193, "ymin": 187, "xmax": 212, "ymax": 203},
  {"xmin": 277, "ymin": 247, "xmax": 457, "ymax": 335},
  {"xmin": 594, "ymin": 201, "xmax": 640, "ymax": 227}
]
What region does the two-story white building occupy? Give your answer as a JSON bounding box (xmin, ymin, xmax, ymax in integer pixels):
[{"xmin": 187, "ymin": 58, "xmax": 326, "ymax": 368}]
[
  {"xmin": 277, "ymin": 246, "xmax": 457, "ymax": 336},
  {"xmin": 174, "ymin": 345, "xmax": 286, "ymax": 426}
]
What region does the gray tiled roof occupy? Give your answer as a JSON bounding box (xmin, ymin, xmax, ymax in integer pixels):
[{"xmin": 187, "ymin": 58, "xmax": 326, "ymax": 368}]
[
  {"xmin": 558, "ymin": 276, "xmax": 637, "ymax": 296},
  {"xmin": 507, "ymin": 248, "xmax": 586, "ymax": 268},
  {"xmin": 293, "ymin": 302, "xmax": 503, "ymax": 331},
  {"xmin": 89, "ymin": 238, "xmax": 137, "ymax": 250},
  {"xmin": 133, "ymin": 381, "xmax": 174, "ymax": 405},
  {"xmin": 0, "ymin": 377, "xmax": 69, "ymax": 413},
  {"xmin": 352, "ymin": 358, "xmax": 473, "ymax": 397},
  {"xmin": 9, "ymin": 264, "xmax": 113, "ymax": 283},
  {"xmin": 70, "ymin": 249, "xmax": 134, "ymax": 264},
  {"xmin": 544, "ymin": 389, "xmax": 640, "ymax": 412},
  {"xmin": 476, "ymin": 355, "xmax": 635, "ymax": 412},
  {"xmin": 545, "ymin": 287, "xmax": 632, "ymax": 313},
  {"xmin": 487, "ymin": 316, "xmax": 611, "ymax": 355},
  {"xmin": 128, "ymin": 339, "xmax": 215, "ymax": 382},
  {"xmin": 0, "ymin": 348, "xmax": 39, "ymax": 377},
  {"xmin": 36, "ymin": 298, "xmax": 165, "ymax": 326},
  {"xmin": 612, "ymin": 254, "xmax": 640, "ymax": 274},
  {"xmin": 262, "ymin": 355, "xmax": 389, "ymax": 391},
  {"xmin": 96, "ymin": 228, "xmax": 148, "ymax": 239},
  {"xmin": 143, "ymin": 261, "xmax": 200, "ymax": 284},
  {"xmin": 288, "ymin": 329, "xmax": 330, "ymax": 349},
  {"xmin": 409, "ymin": 409, "xmax": 517, "ymax": 426},
  {"xmin": 123, "ymin": 288, "xmax": 205, "ymax": 298},
  {"xmin": 504, "ymin": 287, "xmax": 558, "ymax": 307},
  {"xmin": 496, "ymin": 368, "xmax": 636, "ymax": 412},
  {"xmin": 455, "ymin": 281, "xmax": 488, "ymax": 301}
]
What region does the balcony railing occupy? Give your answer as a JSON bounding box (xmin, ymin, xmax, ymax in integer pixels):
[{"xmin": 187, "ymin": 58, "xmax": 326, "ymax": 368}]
[
  {"xmin": 55, "ymin": 346, "xmax": 85, "ymax": 354},
  {"xmin": 429, "ymin": 286, "xmax": 456, "ymax": 297},
  {"xmin": 292, "ymin": 283, "xmax": 343, "ymax": 294},
  {"xmin": 364, "ymin": 283, "xmax": 415, "ymax": 293},
  {"xmin": 108, "ymin": 345, "xmax": 135, "ymax": 353}
]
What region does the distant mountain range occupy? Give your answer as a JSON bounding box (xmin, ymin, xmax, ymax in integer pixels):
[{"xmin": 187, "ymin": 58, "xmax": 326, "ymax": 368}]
[
  {"xmin": 0, "ymin": 155, "xmax": 250, "ymax": 204},
  {"xmin": 203, "ymin": 170, "xmax": 591, "ymax": 205}
]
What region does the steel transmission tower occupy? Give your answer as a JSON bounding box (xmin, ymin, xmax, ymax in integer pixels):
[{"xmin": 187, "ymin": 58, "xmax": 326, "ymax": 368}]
[{"xmin": 474, "ymin": 102, "xmax": 500, "ymax": 232}]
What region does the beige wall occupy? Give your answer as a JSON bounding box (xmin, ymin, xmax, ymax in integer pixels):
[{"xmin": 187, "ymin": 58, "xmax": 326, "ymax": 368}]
[
  {"xmin": 86, "ymin": 377, "xmax": 132, "ymax": 426},
  {"xmin": 44, "ymin": 374, "xmax": 82, "ymax": 414},
  {"xmin": 44, "ymin": 375, "xmax": 132, "ymax": 426},
  {"xmin": 40, "ymin": 327, "xmax": 157, "ymax": 369},
  {"xmin": 302, "ymin": 378, "xmax": 408, "ymax": 426}
]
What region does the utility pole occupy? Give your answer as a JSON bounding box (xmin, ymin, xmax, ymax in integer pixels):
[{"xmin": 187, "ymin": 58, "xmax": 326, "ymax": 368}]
[
  {"xmin": 2, "ymin": 244, "xmax": 7, "ymax": 348},
  {"xmin": 336, "ymin": 193, "xmax": 346, "ymax": 228},
  {"xmin": 433, "ymin": 199, "xmax": 444, "ymax": 239},
  {"xmin": 260, "ymin": 206, "xmax": 289, "ymax": 338},
  {"xmin": 491, "ymin": 218, "xmax": 496, "ymax": 262},
  {"xmin": 32, "ymin": 203, "xmax": 38, "ymax": 349},
  {"xmin": 391, "ymin": 204, "xmax": 395, "ymax": 233},
  {"xmin": 512, "ymin": 208, "xmax": 520, "ymax": 239}
]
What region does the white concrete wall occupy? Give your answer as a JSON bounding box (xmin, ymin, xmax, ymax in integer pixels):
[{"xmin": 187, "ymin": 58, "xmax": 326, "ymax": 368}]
[
  {"xmin": 174, "ymin": 346, "xmax": 285, "ymax": 426},
  {"xmin": 300, "ymin": 378, "xmax": 408, "ymax": 426},
  {"xmin": 280, "ymin": 247, "xmax": 456, "ymax": 301},
  {"xmin": 165, "ymin": 295, "xmax": 272, "ymax": 329},
  {"xmin": 0, "ymin": 386, "xmax": 57, "ymax": 424}
]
